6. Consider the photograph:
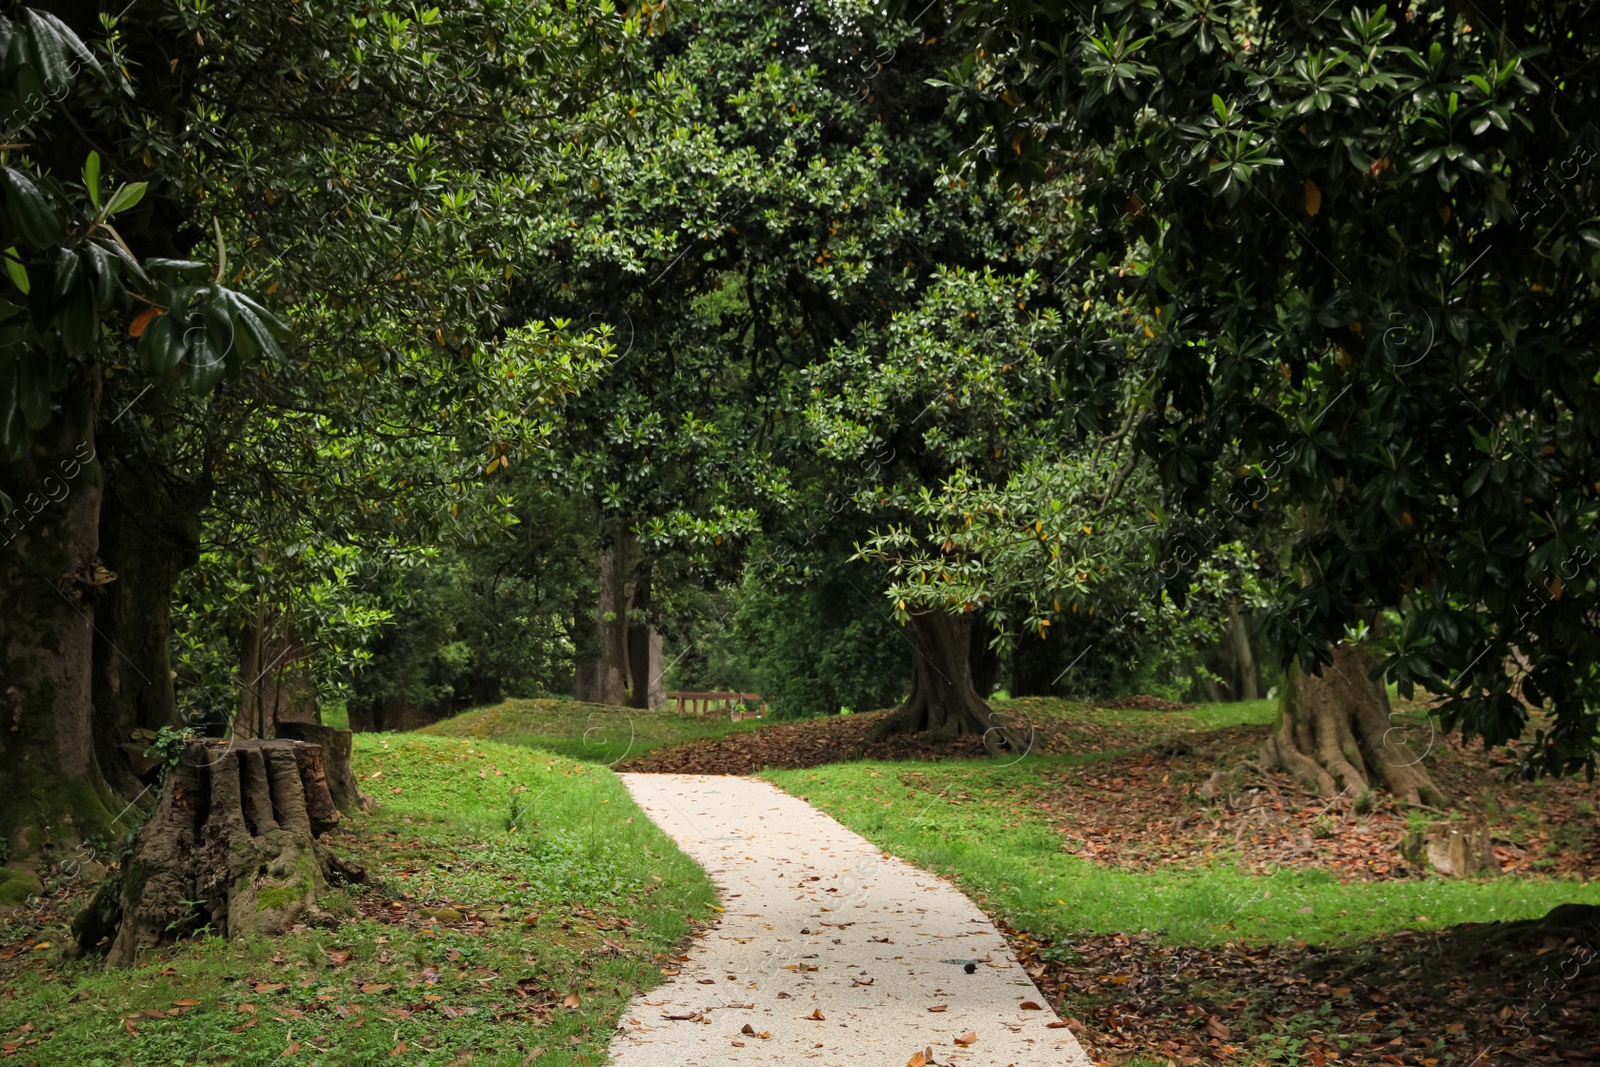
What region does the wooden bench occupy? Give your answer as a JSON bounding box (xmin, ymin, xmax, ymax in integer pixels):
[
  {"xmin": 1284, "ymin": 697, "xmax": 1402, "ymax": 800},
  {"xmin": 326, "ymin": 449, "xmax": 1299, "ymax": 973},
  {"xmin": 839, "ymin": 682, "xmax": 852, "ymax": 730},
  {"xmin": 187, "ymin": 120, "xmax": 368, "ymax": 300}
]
[{"xmin": 667, "ymin": 691, "xmax": 767, "ymax": 720}]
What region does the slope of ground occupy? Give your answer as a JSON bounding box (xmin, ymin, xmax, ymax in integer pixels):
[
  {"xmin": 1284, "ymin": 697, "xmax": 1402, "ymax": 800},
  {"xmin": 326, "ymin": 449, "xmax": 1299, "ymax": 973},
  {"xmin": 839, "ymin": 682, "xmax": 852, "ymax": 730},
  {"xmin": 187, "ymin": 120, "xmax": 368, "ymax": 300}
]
[
  {"xmin": 421, "ymin": 698, "xmax": 768, "ymax": 766},
  {"xmin": 0, "ymin": 735, "xmax": 717, "ymax": 1066}
]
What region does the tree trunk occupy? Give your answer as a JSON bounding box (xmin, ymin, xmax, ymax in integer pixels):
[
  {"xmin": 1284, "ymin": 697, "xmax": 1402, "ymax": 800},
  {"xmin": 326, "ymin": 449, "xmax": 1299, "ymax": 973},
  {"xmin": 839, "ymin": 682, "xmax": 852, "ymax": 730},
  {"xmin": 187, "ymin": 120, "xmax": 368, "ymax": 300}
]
[
  {"xmin": 574, "ymin": 536, "xmax": 633, "ymax": 705},
  {"xmin": 867, "ymin": 611, "xmax": 1024, "ymax": 756},
  {"xmin": 90, "ymin": 460, "xmax": 201, "ymax": 791},
  {"xmin": 1259, "ymin": 641, "xmax": 1445, "ymax": 806},
  {"xmin": 236, "ymin": 620, "xmax": 318, "ymax": 739},
  {"xmin": 79, "ymin": 737, "xmax": 363, "ymax": 966},
  {"xmin": 0, "ymin": 373, "xmax": 124, "ymax": 853},
  {"xmin": 969, "ymin": 615, "xmax": 1000, "ymax": 698},
  {"xmin": 1227, "ymin": 601, "xmax": 1261, "ymax": 701},
  {"xmin": 626, "ymin": 565, "xmax": 666, "ymax": 710}
]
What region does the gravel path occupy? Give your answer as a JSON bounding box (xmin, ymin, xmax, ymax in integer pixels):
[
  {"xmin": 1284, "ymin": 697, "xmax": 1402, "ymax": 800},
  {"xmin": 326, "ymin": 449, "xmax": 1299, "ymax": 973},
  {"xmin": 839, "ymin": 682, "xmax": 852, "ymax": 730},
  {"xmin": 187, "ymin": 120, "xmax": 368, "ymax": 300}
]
[{"xmin": 608, "ymin": 773, "xmax": 1094, "ymax": 1067}]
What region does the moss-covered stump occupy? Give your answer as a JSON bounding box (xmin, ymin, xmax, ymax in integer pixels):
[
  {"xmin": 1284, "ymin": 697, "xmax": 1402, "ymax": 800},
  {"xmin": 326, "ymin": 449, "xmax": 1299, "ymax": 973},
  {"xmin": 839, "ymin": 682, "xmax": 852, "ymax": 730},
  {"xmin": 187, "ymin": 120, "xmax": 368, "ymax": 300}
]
[{"xmin": 78, "ymin": 738, "xmax": 362, "ymax": 966}]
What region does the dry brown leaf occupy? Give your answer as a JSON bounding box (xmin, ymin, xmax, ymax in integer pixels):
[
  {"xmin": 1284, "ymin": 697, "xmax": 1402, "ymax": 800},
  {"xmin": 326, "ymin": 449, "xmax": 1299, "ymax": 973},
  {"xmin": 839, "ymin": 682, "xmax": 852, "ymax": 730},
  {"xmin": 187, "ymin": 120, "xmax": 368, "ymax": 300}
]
[
  {"xmin": 1019, "ymin": 1001, "xmax": 1042, "ymax": 1010},
  {"xmin": 927, "ymin": 1004, "xmax": 947, "ymax": 1012},
  {"xmin": 741, "ymin": 1024, "xmax": 756, "ymax": 1035},
  {"xmin": 954, "ymin": 1032, "xmax": 977, "ymax": 1047},
  {"xmin": 907, "ymin": 1054, "xmax": 928, "ymax": 1067},
  {"xmin": 562, "ymin": 992, "xmax": 581, "ymax": 1010},
  {"xmin": 807, "ymin": 1009, "xmax": 825, "ymax": 1021}
]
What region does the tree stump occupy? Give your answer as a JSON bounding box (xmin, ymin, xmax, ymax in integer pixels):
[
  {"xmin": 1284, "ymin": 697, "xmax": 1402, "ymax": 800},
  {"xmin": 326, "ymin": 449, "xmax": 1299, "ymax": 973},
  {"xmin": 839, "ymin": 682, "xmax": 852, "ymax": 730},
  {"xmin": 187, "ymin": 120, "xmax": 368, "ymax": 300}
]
[
  {"xmin": 274, "ymin": 723, "xmax": 372, "ymax": 813},
  {"xmin": 1399, "ymin": 818, "xmax": 1496, "ymax": 877},
  {"xmin": 75, "ymin": 738, "xmax": 363, "ymax": 966}
]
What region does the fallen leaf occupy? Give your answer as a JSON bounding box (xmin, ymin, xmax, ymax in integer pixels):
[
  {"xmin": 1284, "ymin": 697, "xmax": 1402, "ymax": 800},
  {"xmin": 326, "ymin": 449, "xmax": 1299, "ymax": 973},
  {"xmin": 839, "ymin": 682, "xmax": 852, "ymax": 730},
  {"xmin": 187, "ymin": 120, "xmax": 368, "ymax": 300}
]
[
  {"xmin": 742, "ymin": 1025, "xmax": 756, "ymax": 1035},
  {"xmin": 908, "ymin": 1054, "xmax": 928, "ymax": 1067},
  {"xmin": 1019, "ymin": 1001, "xmax": 1042, "ymax": 1010},
  {"xmin": 807, "ymin": 1009, "xmax": 825, "ymax": 1021},
  {"xmin": 284, "ymin": 1039, "xmax": 301, "ymax": 1055},
  {"xmin": 954, "ymin": 1032, "xmax": 977, "ymax": 1047},
  {"xmin": 390, "ymin": 1042, "xmax": 407, "ymax": 1056},
  {"xmin": 927, "ymin": 1005, "xmax": 948, "ymax": 1012},
  {"xmin": 562, "ymin": 992, "xmax": 580, "ymax": 1010}
]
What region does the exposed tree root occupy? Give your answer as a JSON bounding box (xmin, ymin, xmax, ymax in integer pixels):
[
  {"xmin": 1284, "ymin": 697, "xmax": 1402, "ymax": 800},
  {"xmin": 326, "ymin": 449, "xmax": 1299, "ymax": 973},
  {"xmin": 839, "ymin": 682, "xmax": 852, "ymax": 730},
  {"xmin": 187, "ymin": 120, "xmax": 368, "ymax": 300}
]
[{"xmin": 1256, "ymin": 642, "xmax": 1446, "ymax": 807}]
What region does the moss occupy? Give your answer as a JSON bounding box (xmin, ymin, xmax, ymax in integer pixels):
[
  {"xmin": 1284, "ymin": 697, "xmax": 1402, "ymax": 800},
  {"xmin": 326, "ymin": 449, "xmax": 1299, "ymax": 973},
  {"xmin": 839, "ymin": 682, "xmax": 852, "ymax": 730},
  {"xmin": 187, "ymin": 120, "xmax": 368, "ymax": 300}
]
[
  {"xmin": 0, "ymin": 864, "xmax": 43, "ymax": 905},
  {"xmin": 120, "ymin": 857, "xmax": 149, "ymax": 907},
  {"xmin": 255, "ymin": 850, "xmax": 321, "ymax": 913},
  {"xmin": 255, "ymin": 875, "xmax": 315, "ymax": 912}
]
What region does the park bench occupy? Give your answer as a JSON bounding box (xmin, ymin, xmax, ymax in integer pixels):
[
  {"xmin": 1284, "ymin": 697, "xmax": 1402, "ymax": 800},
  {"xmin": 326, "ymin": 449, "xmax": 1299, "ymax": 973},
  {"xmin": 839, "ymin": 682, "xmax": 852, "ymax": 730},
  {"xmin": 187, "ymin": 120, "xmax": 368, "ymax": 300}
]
[{"xmin": 667, "ymin": 690, "xmax": 767, "ymax": 720}]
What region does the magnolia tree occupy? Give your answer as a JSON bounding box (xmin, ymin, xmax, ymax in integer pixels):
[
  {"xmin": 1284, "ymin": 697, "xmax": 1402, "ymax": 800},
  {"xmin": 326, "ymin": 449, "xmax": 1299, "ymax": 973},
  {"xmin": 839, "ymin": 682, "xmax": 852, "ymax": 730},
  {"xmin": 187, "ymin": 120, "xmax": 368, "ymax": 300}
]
[{"xmin": 922, "ymin": 0, "xmax": 1600, "ymax": 796}]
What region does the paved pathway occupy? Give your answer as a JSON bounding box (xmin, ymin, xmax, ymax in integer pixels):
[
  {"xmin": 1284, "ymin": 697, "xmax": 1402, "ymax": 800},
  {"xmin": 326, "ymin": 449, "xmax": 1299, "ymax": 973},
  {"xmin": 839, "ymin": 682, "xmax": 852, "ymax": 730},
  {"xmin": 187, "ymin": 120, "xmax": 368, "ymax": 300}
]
[{"xmin": 608, "ymin": 773, "xmax": 1094, "ymax": 1067}]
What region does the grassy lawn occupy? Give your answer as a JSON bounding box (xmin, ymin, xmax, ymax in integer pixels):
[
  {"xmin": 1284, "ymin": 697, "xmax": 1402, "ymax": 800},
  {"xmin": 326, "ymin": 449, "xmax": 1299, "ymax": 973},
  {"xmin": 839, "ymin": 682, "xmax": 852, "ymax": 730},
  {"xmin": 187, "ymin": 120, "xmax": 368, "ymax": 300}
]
[
  {"xmin": 761, "ymin": 756, "xmax": 1598, "ymax": 948},
  {"xmin": 421, "ymin": 697, "xmax": 765, "ymax": 765},
  {"xmin": 0, "ymin": 733, "xmax": 716, "ymax": 1066}
]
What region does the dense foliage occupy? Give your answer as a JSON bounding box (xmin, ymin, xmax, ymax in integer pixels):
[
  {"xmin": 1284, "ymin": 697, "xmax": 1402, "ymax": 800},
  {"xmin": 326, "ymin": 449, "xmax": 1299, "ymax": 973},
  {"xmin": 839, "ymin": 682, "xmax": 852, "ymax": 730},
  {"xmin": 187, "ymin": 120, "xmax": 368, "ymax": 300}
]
[{"xmin": 923, "ymin": 0, "xmax": 1600, "ymax": 776}]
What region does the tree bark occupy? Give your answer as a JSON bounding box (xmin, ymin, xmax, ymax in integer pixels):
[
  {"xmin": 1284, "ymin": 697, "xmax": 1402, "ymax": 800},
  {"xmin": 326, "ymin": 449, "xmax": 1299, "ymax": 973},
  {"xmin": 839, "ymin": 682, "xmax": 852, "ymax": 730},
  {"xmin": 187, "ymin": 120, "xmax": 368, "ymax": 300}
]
[
  {"xmin": 969, "ymin": 615, "xmax": 1000, "ymax": 699},
  {"xmin": 275, "ymin": 722, "xmax": 372, "ymax": 813},
  {"xmin": 1228, "ymin": 601, "xmax": 1261, "ymax": 701},
  {"xmin": 0, "ymin": 372, "xmax": 124, "ymax": 853},
  {"xmin": 575, "ymin": 534, "xmax": 634, "ymax": 705},
  {"xmin": 626, "ymin": 565, "xmax": 666, "ymax": 710},
  {"xmin": 1259, "ymin": 641, "xmax": 1445, "ymax": 806},
  {"xmin": 80, "ymin": 737, "xmax": 363, "ymax": 966},
  {"xmin": 866, "ymin": 611, "xmax": 1024, "ymax": 756},
  {"xmin": 90, "ymin": 457, "xmax": 202, "ymax": 791}
]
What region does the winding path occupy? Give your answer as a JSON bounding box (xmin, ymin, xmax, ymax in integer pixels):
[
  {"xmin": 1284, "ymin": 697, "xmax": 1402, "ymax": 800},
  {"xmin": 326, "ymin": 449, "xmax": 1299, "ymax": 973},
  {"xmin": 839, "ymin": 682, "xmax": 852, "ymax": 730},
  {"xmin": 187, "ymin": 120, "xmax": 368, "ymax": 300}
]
[{"xmin": 607, "ymin": 773, "xmax": 1094, "ymax": 1067}]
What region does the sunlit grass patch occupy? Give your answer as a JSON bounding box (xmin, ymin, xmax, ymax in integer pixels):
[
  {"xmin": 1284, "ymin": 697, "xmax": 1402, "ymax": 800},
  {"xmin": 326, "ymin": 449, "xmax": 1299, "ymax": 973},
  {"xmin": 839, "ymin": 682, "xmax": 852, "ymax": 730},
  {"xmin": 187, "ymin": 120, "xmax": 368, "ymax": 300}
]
[
  {"xmin": 0, "ymin": 734, "xmax": 715, "ymax": 1066},
  {"xmin": 421, "ymin": 697, "xmax": 766, "ymax": 764}
]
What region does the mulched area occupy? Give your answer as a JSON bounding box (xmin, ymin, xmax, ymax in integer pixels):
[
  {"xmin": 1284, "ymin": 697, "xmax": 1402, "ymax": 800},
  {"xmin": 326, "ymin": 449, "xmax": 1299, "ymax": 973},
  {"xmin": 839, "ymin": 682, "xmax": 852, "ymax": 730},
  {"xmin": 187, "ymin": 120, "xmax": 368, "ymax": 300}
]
[
  {"xmin": 615, "ymin": 703, "xmax": 1155, "ymax": 775},
  {"xmin": 1001, "ymin": 908, "xmax": 1600, "ymax": 1067},
  {"xmin": 1095, "ymin": 695, "xmax": 1196, "ymax": 711},
  {"xmin": 1019, "ymin": 727, "xmax": 1600, "ymax": 883}
]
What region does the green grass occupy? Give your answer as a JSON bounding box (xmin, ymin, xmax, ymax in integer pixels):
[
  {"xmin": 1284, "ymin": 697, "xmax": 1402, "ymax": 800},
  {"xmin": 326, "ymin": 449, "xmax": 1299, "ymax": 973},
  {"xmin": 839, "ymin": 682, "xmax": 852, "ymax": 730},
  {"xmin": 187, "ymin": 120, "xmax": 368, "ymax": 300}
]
[
  {"xmin": 763, "ymin": 757, "xmax": 1600, "ymax": 948},
  {"xmin": 0, "ymin": 733, "xmax": 716, "ymax": 1066},
  {"xmin": 422, "ymin": 697, "xmax": 766, "ymax": 764}
]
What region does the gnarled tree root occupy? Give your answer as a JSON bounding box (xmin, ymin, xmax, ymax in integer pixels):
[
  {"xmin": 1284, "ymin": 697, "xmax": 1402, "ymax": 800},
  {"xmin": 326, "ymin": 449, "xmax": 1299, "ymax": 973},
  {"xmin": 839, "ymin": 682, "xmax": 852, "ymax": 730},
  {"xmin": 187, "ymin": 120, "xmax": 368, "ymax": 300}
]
[
  {"xmin": 75, "ymin": 738, "xmax": 364, "ymax": 966},
  {"xmin": 1255, "ymin": 643, "xmax": 1447, "ymax": 808}
]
